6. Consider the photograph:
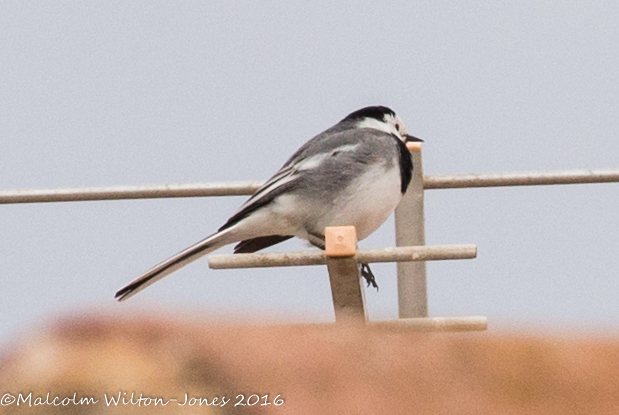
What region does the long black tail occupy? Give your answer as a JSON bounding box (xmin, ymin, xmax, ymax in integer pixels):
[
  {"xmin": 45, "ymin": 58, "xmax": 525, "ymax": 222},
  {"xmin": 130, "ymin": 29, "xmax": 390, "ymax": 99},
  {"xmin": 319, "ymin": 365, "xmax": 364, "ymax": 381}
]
[{"xmin": 115, "ymin": 228, "xmax": 233, "ymax": 301}]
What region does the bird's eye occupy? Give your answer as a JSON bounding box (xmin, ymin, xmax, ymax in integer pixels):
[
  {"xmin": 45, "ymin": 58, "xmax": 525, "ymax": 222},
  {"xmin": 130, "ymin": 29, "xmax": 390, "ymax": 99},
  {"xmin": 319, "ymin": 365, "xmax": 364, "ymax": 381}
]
[{"xmin": 395, "ymin": 124, "xmax": 400, "ymax": 132}]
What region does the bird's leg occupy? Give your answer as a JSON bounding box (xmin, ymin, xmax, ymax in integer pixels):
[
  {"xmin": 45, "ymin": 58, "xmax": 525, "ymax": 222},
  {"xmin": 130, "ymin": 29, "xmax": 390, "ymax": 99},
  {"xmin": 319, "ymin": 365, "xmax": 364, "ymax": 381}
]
[
  {"xmin": 360, "ymin": 263, "xmax": 379, "ymax": 291},
  {"xmin": 311, "ymin": 231, "xmax": 378, "ymax": 290}
]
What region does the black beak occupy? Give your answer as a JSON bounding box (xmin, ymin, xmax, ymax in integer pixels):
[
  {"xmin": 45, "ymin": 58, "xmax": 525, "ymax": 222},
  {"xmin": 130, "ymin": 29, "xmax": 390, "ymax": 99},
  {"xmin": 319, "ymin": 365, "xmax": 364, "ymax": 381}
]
[{"xmin": 404, "ymin": 134, "xmax": 424, "ymax": 143}]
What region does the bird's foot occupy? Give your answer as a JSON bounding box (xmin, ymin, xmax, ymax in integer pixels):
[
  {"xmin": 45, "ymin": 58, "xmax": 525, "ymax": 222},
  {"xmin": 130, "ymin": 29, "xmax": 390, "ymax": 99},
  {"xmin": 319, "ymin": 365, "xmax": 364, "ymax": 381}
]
[{"xmin": 360, "ymin": 263, "xmax": 379, "ymax": 291}]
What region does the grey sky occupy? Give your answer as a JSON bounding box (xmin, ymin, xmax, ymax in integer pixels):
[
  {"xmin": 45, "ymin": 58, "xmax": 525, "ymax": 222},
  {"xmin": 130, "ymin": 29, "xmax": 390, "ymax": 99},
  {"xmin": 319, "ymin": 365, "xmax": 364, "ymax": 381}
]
[{"xmin": 1, "ymin": 1, "xmax": 618, "ymax": 343}]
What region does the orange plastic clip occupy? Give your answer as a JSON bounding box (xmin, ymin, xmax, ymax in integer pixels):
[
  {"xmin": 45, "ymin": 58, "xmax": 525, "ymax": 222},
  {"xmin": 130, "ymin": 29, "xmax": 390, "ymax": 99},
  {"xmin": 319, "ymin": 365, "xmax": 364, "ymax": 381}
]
[
  {"xmin": 325, "ymin": 226, "xmax": 357, "ymax": 257},
  {"xmin": 406, "ymin": 141, "xmax": 422, "ymax": 152}
]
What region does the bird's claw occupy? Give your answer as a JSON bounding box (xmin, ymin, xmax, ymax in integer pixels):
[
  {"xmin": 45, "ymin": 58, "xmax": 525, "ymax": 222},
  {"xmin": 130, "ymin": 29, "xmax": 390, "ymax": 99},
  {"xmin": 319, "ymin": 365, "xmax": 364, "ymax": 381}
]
[{"xmin": 360, "ymin": 263, "xmax": 379, "ymax": 291}]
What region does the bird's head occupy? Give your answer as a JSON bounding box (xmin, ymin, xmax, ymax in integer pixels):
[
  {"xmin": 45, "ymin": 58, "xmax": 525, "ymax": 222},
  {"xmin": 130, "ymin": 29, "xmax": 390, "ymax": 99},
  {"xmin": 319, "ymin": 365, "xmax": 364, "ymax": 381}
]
[{"xmin": 342, "ymin": 106, "xmax": 423, "ymax": 143}]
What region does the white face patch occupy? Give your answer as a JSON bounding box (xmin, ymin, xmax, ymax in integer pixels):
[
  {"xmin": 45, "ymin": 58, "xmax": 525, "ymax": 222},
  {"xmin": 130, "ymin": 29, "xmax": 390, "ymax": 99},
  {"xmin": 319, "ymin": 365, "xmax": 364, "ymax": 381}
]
[{"xmin": 356, "ymin": 114, "xmax": 407, "ymax": 141}]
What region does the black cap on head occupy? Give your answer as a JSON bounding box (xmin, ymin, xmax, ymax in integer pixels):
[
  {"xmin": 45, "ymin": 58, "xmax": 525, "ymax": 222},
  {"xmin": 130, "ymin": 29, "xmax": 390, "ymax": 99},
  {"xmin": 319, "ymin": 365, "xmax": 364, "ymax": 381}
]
[{"xmin": 342, "ymin": 106, "xmax": 395, "ymax": 122}]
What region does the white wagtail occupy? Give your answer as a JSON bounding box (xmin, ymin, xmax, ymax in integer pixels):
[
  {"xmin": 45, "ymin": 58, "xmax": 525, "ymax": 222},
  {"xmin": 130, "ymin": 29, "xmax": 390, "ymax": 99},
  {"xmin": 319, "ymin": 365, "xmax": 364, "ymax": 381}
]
[{"xmin": 116, "ymin": 106, "xmax": 422, "ymax": 301}]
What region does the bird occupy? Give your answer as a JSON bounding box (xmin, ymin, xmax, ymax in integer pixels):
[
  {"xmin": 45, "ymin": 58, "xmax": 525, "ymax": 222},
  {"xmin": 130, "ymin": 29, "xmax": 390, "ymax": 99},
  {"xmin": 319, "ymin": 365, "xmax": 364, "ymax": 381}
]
[{"xmin": 116, "ymin": 106, "xmax": 422, "ymax": 301}]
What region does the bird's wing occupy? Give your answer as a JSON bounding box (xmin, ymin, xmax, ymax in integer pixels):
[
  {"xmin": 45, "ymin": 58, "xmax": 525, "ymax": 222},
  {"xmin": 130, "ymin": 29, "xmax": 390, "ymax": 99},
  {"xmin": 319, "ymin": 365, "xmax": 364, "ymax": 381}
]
[
  {"xmin": 218, "ymin": 165, "xmax": 300, "ymax": 231},
  {"xmin": 220, "ymin": 128, "xmax": 386, "ymax": 232}
]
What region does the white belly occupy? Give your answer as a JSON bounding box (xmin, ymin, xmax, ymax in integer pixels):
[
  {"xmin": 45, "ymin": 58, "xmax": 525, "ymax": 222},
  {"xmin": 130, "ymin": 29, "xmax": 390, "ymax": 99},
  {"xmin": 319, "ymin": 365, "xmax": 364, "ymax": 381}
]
[{"xmin": 317, "ymin": 164, "xmax": 402, "ymax": 240}]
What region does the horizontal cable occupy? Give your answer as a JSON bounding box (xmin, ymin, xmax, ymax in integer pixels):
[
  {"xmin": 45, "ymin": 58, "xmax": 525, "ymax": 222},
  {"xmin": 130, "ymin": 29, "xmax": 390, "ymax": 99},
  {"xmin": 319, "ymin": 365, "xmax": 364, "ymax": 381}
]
[
  {"xmin": 424, "ymin": 168, "xmax": 619, "ymax": 189},
  {"xmin": 0, "ymin": 181, "xmax": 263, "ymax": 204},
  {"xmin": 1, "ymin": 168, "xmax": 618, "ymax": 204},
  {"xmin": 207, "ymin": 244, "xmax": 477, "ymax": 269}
]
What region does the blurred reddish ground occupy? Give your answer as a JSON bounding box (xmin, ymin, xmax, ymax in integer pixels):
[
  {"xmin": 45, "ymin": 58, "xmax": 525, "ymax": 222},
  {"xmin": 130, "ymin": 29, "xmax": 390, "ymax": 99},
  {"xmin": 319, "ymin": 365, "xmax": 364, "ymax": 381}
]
[{"xmin": 1, "ymin": 314, "xmax": 618, "ymax": 414}]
